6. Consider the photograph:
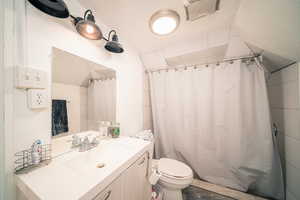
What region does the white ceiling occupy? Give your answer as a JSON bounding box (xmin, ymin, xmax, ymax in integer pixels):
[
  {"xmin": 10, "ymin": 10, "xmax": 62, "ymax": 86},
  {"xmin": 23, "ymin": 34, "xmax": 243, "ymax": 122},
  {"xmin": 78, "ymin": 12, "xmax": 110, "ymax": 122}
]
[
  {"xmin": 234, "ymin": 0, "xmax": 300, "ymax": 62},
  {"xmin": 78, "ymin": 0, "xmax": 300, "ymax": 69},
  {"xmin": 52, "ymin": 48, "xmax": 115, "ymax": 87},
  {"xmin": 165, "ymin": 44, "xmax": 228, "ymax": 66},
  {"xmin": 79, "ymin": 0, "xmax": 241, "ymax": 53}
]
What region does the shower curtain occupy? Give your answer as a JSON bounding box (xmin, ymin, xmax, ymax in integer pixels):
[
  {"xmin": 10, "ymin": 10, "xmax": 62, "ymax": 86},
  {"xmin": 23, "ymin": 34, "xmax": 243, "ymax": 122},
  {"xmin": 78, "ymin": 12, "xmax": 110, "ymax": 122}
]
[
  {"xmin": 149, "ymin": 60, "xmax": 284, "ymax": 199},
  {"xmin": 88, "ymin": 79, "xmax": 116, "ymax": 130}
]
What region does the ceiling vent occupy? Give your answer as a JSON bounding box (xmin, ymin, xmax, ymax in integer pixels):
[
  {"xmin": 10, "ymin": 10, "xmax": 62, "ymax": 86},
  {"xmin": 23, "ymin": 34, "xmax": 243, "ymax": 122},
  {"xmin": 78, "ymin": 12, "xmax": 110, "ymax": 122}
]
[{"xmin": 184, "ymin": 0, "xmax": 220, "ymax": 21}]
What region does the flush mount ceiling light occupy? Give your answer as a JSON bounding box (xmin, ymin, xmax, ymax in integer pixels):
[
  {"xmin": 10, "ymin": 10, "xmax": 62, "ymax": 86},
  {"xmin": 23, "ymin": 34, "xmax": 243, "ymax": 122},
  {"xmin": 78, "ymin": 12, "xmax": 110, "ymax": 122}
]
[
  {"xmin": 70, "ymin": 10, "xmax": 103, "ymax": 40},
  {"xmin": 149, "ymin": 9, "xmax": 180, "ymax": 36}
]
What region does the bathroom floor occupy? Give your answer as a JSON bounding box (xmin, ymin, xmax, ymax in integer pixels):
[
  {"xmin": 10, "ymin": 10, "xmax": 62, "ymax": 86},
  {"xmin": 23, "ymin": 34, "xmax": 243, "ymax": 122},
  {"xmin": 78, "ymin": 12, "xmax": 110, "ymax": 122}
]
[
  {"xmin": 183, "ymin": 186, "xmax": 237, "ymax": 200},
  {"xmin": 184, "ymin": 179, "xmax": 268, "ymax": 200}
]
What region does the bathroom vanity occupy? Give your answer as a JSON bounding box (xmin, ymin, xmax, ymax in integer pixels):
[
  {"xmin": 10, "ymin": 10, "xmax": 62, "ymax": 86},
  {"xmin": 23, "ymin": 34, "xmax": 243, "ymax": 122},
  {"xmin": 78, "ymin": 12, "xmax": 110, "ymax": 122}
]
[{"xmin": 16, "ymin": 132, "xmax": 153, "ymax": 200}]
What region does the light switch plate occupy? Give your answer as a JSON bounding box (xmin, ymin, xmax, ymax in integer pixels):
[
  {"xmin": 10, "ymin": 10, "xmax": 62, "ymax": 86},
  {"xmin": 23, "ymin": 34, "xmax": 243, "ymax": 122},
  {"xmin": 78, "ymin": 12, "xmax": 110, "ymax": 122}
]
[
  {"xmin": 15, "ymin": 66, "xmax": 48, "ymax": 89},
  {"xmin": 27, "ymin": 89, "xmax": 48, "ymax": 109}
]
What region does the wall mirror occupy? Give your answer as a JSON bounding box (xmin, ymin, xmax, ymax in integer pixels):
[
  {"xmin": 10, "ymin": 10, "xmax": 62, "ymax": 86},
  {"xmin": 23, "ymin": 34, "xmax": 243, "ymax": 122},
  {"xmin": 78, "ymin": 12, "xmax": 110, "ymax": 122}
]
[{"xmin": 51, "ymin": 47, "xmax": 116, "ymax": 155}]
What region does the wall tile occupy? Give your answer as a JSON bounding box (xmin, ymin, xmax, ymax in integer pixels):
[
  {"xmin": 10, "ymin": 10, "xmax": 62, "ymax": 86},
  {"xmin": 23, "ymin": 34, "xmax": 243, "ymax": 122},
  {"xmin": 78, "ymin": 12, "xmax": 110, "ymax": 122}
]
[
  {"xmin": 268, "ymin": 85, "xmax": 283, "ymax": 108},
  {"xmin": 268, "ymin": 64, "xmax": 298, "ymax": 86},
  {"xmin": 282, "ymin": 82, "xmax": 299, "ymax": 109},
  {"xmin": 283, "ymin": 109, "xmax": 300, "ymax": 140},
  {"xmin": 272, "ymin": 108, "xmax": 300, "ymax": 140},
  {"xmin": 286, "ymin": 164, "xmax": 300, "ymax": 200},
  {"xmin": 268, "ymin": 64, "xmax": 300, "ymax": 200},
  {"xmin": 271, "ymin": 108, "xmax": 284, "ymax": 131},
  {"xmin": 285, "ymin": 136, "xmax": 300, "ymax": 168},
  {"xmin": 269, "ymin": 81, "xmax": 299, "ymax": 109},
  {"xmin": 286, "ymin": 190, "xmax": 298, "ymax": 200},
  {"xmin": 276, "ymin": 132, "xmax": 286, "ymax": 165}
]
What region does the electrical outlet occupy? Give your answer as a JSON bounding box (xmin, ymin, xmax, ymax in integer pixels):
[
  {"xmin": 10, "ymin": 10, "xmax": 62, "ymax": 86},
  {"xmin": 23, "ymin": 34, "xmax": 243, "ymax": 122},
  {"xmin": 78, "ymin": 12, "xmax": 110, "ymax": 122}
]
[{"xmin": 27, "ymin": 89, "xmax": 48, "ymax": 109}]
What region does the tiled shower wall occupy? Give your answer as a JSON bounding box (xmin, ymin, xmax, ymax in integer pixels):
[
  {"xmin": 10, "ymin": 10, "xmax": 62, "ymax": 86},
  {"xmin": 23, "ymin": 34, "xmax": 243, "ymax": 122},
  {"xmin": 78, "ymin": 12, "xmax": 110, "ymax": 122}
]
[
  {"xmin": 267, "ymin": 63, "xmax": 300, "ymax": 200},
  {"xmin": 143, "ymin": 73, "xmax": 153, "ymax": 131}
]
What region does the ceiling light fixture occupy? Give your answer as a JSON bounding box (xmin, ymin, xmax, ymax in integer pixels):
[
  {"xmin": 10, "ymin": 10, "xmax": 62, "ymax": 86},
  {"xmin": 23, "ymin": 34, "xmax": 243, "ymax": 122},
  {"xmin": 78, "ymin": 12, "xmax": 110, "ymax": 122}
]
[
  {"xmin": 27, "ymin": 0, "xmax": 70, "ymax": 18},
  {"xmin": 27, "ymin": 0, "xmax": 125, "ymax": 53},
  {"xmin": 149, "ymin": 9, "xmax": 180, "ymax": 36},
  {"xmin": 70, "ymin": 10, "xmax": 103, "ymax": 40}
]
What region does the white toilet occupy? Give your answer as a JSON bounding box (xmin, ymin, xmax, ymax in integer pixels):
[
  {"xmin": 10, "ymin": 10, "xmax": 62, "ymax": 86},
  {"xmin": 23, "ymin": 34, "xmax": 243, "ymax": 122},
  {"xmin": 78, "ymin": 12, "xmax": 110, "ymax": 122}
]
[{"xmin": 153, "ymin": 158, "xmax": 193, "ymax": 200}]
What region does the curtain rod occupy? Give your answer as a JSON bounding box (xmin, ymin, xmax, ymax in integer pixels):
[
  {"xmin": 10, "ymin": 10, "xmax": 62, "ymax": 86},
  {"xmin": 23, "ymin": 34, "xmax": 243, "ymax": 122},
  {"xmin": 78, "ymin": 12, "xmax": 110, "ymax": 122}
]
[
  {"xmin": 270, "ymin": 61, "xmax": 297, "ymax": 74},
  {"xmin": 145, "ymin": 54, "xmax": 261, "ymax": 73}
]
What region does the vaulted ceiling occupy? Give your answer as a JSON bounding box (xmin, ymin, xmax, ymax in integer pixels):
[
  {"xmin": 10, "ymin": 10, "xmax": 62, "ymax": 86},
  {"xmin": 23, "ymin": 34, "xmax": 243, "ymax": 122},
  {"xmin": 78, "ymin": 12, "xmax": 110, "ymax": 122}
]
[
  {"xmin": 79, "ymin": 0, "xmax": 300, "ymax": 69},
  {"xmin": 52, "ymin": 48, "xmax": 115, "ymax": 87},
  {"xmin": 79, "ymin": 0, "xmax": 240, "ymax": 53}
]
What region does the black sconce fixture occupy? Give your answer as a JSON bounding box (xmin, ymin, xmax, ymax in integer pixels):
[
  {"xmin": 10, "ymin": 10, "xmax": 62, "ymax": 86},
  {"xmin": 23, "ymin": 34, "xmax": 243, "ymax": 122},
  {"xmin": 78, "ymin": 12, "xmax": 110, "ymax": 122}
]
[
  {"xmin": 27, "ymin": 0, "xmax": 70, "ymax": 18},
  {"xmin": 27, "ymin": 0, "xmax": 124, "ymax": 53},
  {"xmin": 103, "ymin": 30, "xmax": 124, "ymax": 54},
  {"xmin": 70, "ymin": 10, "xmax": 103, "ymax": 40}
]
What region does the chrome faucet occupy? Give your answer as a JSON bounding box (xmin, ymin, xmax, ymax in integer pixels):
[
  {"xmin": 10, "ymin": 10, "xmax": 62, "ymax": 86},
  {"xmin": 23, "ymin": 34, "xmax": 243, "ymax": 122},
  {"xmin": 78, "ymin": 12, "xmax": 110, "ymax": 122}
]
[{"xmin": 71, "ymin": 135, "xmax": 99, "ymax": 152}]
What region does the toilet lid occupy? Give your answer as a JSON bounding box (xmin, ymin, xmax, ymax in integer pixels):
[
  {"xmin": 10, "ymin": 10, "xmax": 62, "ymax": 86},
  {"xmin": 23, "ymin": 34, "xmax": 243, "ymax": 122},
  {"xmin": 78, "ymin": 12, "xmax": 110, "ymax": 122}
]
[{"xmin": 158, "ymin": 158, "xmax": 192, "ymax": 179}]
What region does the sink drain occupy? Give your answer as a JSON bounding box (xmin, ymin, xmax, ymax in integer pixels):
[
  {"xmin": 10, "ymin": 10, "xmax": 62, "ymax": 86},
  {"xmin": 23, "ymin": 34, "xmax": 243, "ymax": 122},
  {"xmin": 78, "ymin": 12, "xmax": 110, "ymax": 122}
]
[{"xmin": 96, "ymin": 163, "xmax": 105, "ymax": 168}]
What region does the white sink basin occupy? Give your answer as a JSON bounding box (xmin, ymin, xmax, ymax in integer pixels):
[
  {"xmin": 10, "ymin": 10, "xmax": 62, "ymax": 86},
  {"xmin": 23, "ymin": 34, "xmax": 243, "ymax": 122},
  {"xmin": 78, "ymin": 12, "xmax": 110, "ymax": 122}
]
[{"xmin": 63, "ymin": 140, "xmax": 132, "ymax": 173}]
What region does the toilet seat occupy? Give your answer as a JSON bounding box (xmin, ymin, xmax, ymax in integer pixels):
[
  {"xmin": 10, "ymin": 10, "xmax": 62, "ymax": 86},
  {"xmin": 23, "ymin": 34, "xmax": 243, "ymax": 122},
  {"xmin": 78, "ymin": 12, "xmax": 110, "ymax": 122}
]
[
  {"xmin": 153, "ymin": 158, "xmax": 193, "ymax": 200},
  {"xmin": 157, "ymin": 158, "xmax": 193, "ymax": 181}
]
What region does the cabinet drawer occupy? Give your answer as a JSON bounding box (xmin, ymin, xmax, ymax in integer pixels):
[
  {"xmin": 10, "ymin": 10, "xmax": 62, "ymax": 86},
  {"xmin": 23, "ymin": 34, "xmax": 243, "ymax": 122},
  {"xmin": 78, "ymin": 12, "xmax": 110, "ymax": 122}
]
[{"xmin": 92, "ymin": 177, "xmax": 122, "ymax": 200}]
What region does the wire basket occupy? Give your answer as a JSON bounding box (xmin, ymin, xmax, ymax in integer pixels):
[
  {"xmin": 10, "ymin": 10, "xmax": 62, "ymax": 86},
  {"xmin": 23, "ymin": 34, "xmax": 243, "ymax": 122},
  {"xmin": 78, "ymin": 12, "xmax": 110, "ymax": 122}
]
[{"xmin": 15, "ymin": 144, "xmax": 52, "ymax": 174}]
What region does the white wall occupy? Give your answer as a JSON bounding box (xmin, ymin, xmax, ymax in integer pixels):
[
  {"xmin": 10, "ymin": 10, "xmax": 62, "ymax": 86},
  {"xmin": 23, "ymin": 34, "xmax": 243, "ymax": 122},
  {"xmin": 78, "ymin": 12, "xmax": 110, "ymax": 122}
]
[
  {"xmin": 0, "ymin": 0, "xmax": 5, "ymax": 199},
  {"xmin": 80, "ymin": 87, "xmax": 88, "ymax": 131},
  {"xmin": 52, "ymin": 83, "xmax": 88, "ymax": 135},
  {"xmin": 12, "ymin": 0, "xmax": 144, "ymax": 154},
  {"xmin": 267, "ymin": 63, "xmax": 300, "ymax": 200}
]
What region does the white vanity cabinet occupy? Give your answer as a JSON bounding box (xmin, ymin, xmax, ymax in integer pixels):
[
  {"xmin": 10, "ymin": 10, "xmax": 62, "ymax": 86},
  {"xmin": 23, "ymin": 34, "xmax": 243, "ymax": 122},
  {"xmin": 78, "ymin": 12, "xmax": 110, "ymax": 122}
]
[
  {"xmin": 91, "ymin": 153, "xmax": 151, "ymax": 200},
  {"xmin": 122, "ymin": 153, "xmax": 151, "ymax": 200},
  {"xmin": 16, "ymin": 137, "xmax": 153, "ymax": 200},
  {"xmin": 92, "ymin": 178, "xmax": 122, "ymax": 200}
]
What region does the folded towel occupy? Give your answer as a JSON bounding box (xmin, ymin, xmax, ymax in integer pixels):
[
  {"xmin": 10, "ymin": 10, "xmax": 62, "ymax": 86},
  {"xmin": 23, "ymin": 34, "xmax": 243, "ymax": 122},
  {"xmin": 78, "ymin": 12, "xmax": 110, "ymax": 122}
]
[
  {"xmin": 134, "ymin": 130, "xmax": 154, "ymax": 141},
  {"xmin": 52, "ymin": 99, "xmax": 69, "ymax": 136}
]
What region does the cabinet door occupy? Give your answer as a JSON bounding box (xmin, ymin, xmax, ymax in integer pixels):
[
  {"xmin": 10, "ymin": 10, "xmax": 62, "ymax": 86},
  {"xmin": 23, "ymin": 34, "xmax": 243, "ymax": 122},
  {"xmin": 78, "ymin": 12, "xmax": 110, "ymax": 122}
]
[
  {"xmin": 92, "ymin": 176, "xmax": 122, "ymax": 200},
  {"xmin": 123, "ymin": 153, "xmax": 152, "ymax": 200}
]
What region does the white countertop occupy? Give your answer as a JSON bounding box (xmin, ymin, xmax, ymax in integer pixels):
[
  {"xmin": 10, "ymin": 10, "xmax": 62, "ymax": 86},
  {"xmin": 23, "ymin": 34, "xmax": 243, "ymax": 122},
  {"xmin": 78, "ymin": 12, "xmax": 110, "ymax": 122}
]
[{"xmin": 16, "ymin": 134, "xmax": 153, "ymax": 200}]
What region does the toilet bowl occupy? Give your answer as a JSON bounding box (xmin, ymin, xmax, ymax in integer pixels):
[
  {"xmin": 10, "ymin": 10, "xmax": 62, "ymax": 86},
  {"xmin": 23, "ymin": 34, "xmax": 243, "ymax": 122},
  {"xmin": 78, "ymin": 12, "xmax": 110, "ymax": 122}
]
[{"xmin": 153, "ymin": 158, "xmax": 193, "ymax": 200}]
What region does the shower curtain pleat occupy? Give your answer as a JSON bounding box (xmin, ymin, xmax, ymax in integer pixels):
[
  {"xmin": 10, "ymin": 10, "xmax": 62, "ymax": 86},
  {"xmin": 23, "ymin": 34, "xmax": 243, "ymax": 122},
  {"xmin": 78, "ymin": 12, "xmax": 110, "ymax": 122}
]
[
  {"xmin": 149, "ymin": 60, "xmax": 284, "ymax": 200},
  {"xmin": 87, "ymin": 79, "xmax": 116, "ymax": 130}
]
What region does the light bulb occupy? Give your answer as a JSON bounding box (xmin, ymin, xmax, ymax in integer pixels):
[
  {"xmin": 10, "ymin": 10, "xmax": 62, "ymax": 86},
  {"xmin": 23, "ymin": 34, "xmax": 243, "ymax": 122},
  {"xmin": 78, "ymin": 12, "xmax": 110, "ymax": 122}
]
[
  {"xmin": 86, "ymin": 24, "xmax": 95, "ymax": 34},
  {"xmin": 152, "ymin": 17, "xmax": 177, "ymax": 35}
]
